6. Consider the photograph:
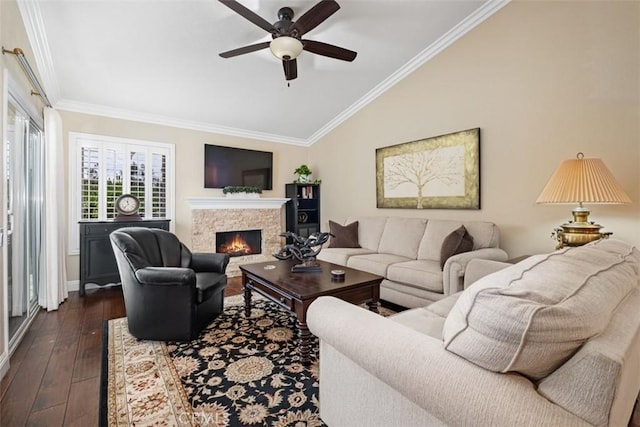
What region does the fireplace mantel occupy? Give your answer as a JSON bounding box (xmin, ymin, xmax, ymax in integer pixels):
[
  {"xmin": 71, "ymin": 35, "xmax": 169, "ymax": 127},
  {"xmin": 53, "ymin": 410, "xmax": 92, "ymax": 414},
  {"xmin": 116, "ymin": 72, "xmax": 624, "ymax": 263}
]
[{"xmin": 187, "ymin": 197, "xmax": 290, "ymax": 210}]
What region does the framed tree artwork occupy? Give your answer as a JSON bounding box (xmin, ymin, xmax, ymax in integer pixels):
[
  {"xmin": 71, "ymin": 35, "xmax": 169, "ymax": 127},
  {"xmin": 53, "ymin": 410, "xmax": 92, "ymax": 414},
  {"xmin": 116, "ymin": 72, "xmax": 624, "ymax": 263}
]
[{"xmin": 376, "ymin": 128, "xmax": 480, "ymax": 209}]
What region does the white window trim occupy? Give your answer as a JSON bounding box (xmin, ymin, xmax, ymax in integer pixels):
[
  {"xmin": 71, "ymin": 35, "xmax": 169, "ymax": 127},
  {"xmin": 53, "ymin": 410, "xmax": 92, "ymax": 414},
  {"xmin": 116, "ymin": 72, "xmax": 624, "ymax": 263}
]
[{"xmin": 68, "ymin": 132, "xmax": 175, "ymax": 255}]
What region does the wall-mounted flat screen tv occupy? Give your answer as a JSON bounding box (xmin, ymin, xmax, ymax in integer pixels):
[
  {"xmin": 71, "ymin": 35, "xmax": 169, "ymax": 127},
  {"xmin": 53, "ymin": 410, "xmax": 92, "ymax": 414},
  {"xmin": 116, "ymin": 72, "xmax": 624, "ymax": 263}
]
[{"xmin": 204, "ymin": 144, "xmax": 273, "ymax": 190}]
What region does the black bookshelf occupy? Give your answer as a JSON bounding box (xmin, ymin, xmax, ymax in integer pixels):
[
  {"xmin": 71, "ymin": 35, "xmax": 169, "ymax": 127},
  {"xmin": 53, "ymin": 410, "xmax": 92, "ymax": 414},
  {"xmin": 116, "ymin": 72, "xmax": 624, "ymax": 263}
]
[{"xmin": 285, "ymin": 183, "xmax": 320, "ymax": 239}]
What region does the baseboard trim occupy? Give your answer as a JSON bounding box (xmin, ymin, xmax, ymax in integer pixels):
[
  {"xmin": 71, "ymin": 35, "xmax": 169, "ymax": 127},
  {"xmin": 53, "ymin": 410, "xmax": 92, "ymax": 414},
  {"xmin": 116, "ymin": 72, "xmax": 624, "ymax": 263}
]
[
  {"xmin": 67, "ymin": 280, "xmax": 120, "ymax": 293},
  {"xmin": 0, "ymin": 351, "xmax": 9, "ymax": 382}
]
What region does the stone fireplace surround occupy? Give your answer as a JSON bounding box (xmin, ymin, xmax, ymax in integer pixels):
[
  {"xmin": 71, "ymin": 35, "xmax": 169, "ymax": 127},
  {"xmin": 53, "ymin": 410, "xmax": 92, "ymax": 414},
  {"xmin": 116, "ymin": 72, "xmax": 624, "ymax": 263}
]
[{"xmin": 188, "ymin": 197, "xmax": 289, "ymax": 277}]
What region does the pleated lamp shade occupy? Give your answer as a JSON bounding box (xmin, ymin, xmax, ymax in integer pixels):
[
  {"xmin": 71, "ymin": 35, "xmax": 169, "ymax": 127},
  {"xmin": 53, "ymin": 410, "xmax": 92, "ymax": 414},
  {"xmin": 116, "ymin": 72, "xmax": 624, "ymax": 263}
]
[{"xmin": 536, "ymin": 154, "xmax": 631, "ymax": 204}]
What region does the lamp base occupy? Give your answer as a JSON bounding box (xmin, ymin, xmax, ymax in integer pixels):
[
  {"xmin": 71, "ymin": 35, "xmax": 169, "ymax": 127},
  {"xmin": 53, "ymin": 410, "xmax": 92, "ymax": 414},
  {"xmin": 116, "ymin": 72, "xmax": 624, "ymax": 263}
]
[
  {"xmin": 552, "ymin": 205, "xmax": 612, "ymax": 249},
  {"xmin": 553, "ymin": 223, "xmax": 610, "ymax": 249}
]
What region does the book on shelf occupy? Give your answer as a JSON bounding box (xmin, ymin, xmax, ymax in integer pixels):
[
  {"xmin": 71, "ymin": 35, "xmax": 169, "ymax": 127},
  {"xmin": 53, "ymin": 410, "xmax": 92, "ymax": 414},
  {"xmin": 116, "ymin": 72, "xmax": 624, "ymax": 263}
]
[{"xmin": 300, "ymin": 185, "xmax": 314, "ymax": 199}]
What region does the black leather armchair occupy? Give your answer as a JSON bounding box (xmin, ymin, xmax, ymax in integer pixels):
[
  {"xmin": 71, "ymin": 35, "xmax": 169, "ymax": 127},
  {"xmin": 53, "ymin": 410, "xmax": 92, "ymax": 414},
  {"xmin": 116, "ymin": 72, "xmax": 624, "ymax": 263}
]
[{"xmin": 110, "ymin": 227, "xmax": 230, "ymax": 341}]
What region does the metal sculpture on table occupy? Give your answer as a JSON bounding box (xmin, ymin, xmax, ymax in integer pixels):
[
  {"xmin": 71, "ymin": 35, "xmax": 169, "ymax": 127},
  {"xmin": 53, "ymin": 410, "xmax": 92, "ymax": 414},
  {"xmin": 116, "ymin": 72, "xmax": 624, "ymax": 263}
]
[{"xmin": 273, "ymin": 232, "xmax": 333, "ymax": 272}]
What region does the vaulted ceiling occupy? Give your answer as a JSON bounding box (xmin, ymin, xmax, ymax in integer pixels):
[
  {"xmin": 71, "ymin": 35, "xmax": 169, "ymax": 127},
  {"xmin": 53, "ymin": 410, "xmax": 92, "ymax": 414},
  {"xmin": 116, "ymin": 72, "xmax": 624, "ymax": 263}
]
[{"xmin": 19, "ymin": 0, "xmax": 507, "ymax": 145}]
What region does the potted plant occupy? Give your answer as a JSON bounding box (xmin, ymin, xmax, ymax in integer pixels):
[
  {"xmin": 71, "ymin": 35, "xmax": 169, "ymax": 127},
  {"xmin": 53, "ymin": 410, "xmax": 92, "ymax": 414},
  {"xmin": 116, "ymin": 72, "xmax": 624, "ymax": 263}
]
[
  {"xmin": 222, "ymin": 186, "xmax": 262, "ymax": 198},
  {"xmin": 294, "ymin": 164, "xmax": 312, "ymax": 183}
]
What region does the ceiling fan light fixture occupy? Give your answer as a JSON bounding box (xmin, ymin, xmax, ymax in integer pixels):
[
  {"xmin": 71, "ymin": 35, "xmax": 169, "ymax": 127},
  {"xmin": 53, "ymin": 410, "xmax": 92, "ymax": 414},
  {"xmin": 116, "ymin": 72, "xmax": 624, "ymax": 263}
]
[{"xmin": 270, "ymin": 36, "xmax": 303, "ymax": 60}]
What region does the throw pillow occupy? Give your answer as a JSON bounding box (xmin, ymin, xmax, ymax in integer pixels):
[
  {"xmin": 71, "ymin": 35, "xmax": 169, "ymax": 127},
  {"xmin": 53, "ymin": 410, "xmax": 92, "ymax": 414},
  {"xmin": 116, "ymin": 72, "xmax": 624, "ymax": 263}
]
[
  {"xmin": 442, "ymin": 239, "xmax": 640, "ymax": 380},
  {"xmin": 328, "ymin": 220, "xmax": 361, "ymax": 248},
  {"xmin": 440, "ymin": 225, "xmax": 474, "ymax": 269}
]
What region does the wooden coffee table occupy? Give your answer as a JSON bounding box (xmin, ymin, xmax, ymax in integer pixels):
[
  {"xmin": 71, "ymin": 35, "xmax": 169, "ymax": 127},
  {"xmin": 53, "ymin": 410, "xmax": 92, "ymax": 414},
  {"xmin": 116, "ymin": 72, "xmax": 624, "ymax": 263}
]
[{"xmin": 239, "ymin": 259, "xmax": 382, "ymax": 364}]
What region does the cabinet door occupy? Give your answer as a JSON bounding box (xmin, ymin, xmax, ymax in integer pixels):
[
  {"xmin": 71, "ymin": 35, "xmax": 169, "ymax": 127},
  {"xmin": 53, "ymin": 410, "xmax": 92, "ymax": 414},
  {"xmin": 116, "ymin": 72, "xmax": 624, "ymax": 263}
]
[
  {"xmin": 79, "ymin": 220, "xmax": 170, "ymax": 294},
  {"xmin": 83, "ymin": 234, "xmax": 120, "ymax": 284},
  {"xmin": 297, "ymin": 225, "xmax": 319, "ymax": 238}
]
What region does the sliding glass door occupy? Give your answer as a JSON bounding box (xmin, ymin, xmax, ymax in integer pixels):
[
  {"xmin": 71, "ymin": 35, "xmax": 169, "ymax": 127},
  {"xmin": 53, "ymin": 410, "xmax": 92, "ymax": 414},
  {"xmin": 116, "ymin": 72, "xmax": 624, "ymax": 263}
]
[{"xmin": 5, "ymin": 96, "xmax": 44, "ymax": 350}]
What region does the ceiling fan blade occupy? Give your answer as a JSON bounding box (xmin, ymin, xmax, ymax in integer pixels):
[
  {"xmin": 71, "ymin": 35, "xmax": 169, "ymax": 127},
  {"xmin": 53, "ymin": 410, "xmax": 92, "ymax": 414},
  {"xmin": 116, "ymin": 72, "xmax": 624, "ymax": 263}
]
[
  {"xmin": 290, "ymin": 0, "xmax": 340, "ymax": 37},
  {"xmin": 302, "ymin": 39, "xmax": 357, "ymax": 62},
  {"xmin": 218, "ymin": 0, "xmax": 275, "ymax": 33},
  {"xmin": 219, "ymin": 41, "xmax": 271, "ymax": 58},
  {"xmin": 282, "ymin": 58, "xmax": 298, "ymax": 81}
]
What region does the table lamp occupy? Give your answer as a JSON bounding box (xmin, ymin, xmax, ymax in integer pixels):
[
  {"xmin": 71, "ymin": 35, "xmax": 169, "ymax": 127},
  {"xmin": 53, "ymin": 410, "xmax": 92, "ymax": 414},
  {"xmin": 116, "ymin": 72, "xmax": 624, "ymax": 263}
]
[{"xmin": 536, "ymin": 152, "xmax": 631, "ymax": 249}]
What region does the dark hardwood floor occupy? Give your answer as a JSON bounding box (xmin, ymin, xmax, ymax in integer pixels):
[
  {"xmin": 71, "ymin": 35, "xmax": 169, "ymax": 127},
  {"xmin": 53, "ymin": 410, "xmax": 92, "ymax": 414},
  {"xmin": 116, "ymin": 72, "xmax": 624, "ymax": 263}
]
[{"xmin": 0, "ymin": 277, "xmax": 243, "ymax": 427}]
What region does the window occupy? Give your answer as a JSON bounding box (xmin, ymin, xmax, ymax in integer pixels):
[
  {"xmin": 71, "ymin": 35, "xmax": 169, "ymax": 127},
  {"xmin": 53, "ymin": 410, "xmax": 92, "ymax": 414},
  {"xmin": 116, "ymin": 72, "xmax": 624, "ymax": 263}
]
[{"xmin": 69, "ymin": 133, "xmax": 175, "ymax": 254}]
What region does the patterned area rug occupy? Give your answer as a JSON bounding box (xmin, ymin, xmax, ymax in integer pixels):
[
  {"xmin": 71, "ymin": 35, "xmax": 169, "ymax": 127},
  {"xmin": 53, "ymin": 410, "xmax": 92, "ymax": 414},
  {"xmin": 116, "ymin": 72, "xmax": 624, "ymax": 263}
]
[{"xmin": 101, "ymin": 296, "xmax": 395, "ymax": 426}]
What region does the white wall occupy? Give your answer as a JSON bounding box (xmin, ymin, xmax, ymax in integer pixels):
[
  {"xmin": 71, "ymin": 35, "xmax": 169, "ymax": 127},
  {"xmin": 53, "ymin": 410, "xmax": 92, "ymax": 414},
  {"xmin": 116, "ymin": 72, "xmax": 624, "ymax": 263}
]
[{"xmin": 309, "ymin": 1, "xmax": 640, "ymax": 258}]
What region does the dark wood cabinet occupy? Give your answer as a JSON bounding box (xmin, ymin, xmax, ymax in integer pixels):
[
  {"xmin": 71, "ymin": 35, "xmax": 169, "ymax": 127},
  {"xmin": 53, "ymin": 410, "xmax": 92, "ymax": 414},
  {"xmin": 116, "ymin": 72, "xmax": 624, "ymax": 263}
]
[
  {"xmin": 285, "ymin": 183, "xmax": 320, "ymax": 238},
  {"xmin": 79, "ymin": 219, "xmax": 170, "ymax": 296}
]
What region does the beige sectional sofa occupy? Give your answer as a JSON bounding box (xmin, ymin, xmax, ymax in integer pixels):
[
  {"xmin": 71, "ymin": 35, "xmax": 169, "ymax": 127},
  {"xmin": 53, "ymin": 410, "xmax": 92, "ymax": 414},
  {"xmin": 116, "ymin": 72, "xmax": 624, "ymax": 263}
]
[
  {"xmin": 308, "ymin": 239, "xmax": 640, "ymax": 426},
  {"xmin": 317, "ymin": 216, "xmax": 508, "ymax": 308}
]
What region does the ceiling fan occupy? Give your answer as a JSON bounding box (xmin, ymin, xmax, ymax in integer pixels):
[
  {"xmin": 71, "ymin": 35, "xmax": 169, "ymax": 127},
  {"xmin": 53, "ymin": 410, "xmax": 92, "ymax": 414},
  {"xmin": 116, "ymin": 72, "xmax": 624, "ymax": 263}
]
[{"xmin": 218, "ymin": 0, "xmax": 357, "ymax": 81}]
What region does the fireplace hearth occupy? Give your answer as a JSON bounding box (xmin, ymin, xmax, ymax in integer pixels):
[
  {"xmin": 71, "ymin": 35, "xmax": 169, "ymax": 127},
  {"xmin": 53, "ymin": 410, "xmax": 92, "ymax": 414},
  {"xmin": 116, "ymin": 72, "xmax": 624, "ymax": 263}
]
[{"xmin": 216, "ymin": 230, "xmax": 262, "ymax": 257}]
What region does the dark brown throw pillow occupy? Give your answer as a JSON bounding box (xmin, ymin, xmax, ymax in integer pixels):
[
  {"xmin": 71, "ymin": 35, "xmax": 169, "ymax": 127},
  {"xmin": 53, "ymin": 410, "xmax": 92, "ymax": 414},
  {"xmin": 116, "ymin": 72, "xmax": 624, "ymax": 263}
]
[
  {"xmin": 440, "ymin": 225, "xmax": 474, "ymax": 269},
  {"xmin": 328, "ymin": 220, "xmax": 361, "ymax": 248}
]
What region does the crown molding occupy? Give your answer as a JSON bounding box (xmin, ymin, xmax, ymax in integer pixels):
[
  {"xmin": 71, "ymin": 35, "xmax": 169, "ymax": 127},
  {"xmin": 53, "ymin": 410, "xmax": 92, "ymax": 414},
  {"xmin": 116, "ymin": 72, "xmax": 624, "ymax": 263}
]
[
  {"xmin": 305, "ymin": 0, "xmax": 510, "ymax": 145},
  {"xmin": 55, "ymin": 99, "xmax": 309, "ymax": 146},
  {"xmin": 16, "ymin": 0, "xmax": 61, "ymax": 103}
]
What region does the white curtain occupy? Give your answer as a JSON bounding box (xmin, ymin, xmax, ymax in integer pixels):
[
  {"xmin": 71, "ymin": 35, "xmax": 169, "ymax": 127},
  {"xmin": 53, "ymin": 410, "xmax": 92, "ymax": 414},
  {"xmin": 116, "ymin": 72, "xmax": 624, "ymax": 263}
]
[{"xmin": 39, "ymin": 107, "xmax": 68, "ymax": 311}]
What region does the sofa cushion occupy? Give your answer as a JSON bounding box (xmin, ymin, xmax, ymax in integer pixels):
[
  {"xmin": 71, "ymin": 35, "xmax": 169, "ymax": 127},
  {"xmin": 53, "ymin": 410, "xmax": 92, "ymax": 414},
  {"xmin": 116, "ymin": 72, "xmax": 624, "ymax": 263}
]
[
  {"xmin": 377, "ymin": 217, "xmax": 427, "ymax": 259},
  {"xmin": 380, "ymin": 281, "xmax": 445, "ymax": 309},
  {"xmin": 387, "ymin": 260, "xmax": 444, "ymax": 293},
  {"xmin": 418, "ymin": 220, "xmax": 498, "ymax": 261},
  {"xmin": 328, "ymin": 220, "xmax": 361, "ymax": 248},
  {"xmin": 391, "ymin": 293, "xmax": 462, "ymax": 340},
  {"xmin": 462, "ymin": 221, "xmax": 500, "ymax": 248},
  {"xmin": 391, "ymin": 307, "xmax": 445, "ymax": 340},
  {"xmin": 347, "ymin": 253, "xmax": 412, "ymax": 277},
  {"xmin": 536, "ymin": 288, "xmax": 640, "ymax": 426},
  {"xmin": 440, "ymin": 225, "xmax": 474, "ymax": 269},
  {"xmin": 443, "ymin": 239, "xmax": 640, "ymax": 380},
  {"xmin": 317, "ymin": 248, "xmax": 376, "ymax": 266},
  {"xmin": 418, "ymin": 220, "xmax": 468, "ymax": 261},
  {"xmin": 345, "ymin": 216, "xmax": 388, "ymax": 251},
  {"xmin": 425, "ymin": 292, "xmax": 461, "ymax": 318}
]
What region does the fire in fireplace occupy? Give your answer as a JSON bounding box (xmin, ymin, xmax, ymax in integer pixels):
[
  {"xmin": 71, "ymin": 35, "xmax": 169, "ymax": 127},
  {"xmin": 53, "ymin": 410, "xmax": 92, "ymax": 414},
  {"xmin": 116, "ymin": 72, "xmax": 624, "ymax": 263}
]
[{"xmin": 216, "ymin": 230, "xmax": 262, "ymax": 257}]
